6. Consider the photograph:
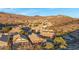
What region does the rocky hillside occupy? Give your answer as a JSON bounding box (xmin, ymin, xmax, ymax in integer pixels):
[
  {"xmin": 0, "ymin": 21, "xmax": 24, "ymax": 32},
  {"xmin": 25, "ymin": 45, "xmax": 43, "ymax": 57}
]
[
  {"xmin": 0, "ymin": 12, "xmax": 79, "ymax": 50},
  {"xmin": 0, "ymin": 12, "xmax": 79, "ymax": 34}
]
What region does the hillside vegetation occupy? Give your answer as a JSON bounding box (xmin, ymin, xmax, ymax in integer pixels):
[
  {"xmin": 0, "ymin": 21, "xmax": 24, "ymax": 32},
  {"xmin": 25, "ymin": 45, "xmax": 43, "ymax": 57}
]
[{"xmin": 0, "ymin": 12, "xmax": 79, "ymax": 50}]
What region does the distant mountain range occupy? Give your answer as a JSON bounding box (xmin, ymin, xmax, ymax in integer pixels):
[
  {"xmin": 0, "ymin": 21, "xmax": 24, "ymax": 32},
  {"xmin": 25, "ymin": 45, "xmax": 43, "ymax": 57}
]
[{"xmin": 0, "ymin": 12, "xmax": 79, "ymax": 34}]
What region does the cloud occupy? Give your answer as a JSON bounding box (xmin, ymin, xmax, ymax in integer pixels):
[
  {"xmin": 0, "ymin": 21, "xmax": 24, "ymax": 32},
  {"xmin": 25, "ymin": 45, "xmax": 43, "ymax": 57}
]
[
  {"xmin": 0, "ymin": 8, "xmax": 16, "ymax": 13},
  {"xmin": 0, "ymin": 8, "xmax": 15, "ymax": 11},
  {"xmin": 0, "ymin": 8, "xmax": 58, "ymax": 16},
  {"xmin": 16, "ymin": 9, "xmax": 39, "ymax": 16},
  {"xmin": 0, "ymin": 8, "xmax": 39, "ymax": 16}
]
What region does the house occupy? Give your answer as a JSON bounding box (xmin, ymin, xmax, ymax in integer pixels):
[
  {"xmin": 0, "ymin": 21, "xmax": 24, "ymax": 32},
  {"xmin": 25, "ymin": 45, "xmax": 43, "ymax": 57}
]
[
  {"xmin": 40, "ymin": 31, "xmax": 56, "ymax": 38},
  {"xmin": 13, "ymin": 34, "xmax": 29, "ymax": 43},
  {"xmin": 22, "ymin": 27, "xmax": 32, "ymax": 35},
  {"xmin": 9, "ymin": 26, "xmax": 21, "ymax": 34},
  {"xmin": 12, "ymin": 34, "xmax": 34, "ymax": 49},
  {"xmin": 29, "ymin": 33, "xmax": 44, "ymax": 44}
]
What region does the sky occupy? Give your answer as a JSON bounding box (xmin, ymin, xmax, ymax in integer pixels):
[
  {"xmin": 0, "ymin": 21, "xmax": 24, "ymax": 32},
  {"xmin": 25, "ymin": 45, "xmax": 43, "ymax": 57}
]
[{"xmin": 0, "ymin": 8, "xmax": 79, "ymax": 18}]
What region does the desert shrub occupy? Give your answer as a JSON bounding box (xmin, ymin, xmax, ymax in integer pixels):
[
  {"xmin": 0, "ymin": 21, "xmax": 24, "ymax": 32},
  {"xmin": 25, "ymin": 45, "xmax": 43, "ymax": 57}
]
[
  {"xmin": 33, "ymin": 44, "xmax": 42, "ymax": 50},
  {"xmin": 64, "ymin": 16, "xmax": 72, "ymax": 18},
  {"xmin": 13, "ymin": 42, "xmax": 33, "ymax": 50},
  {"xmin": 44, "ymin": 42, "xmax": 54, "ymax": 49},
  {"xmin": 0, "ymin": 27, "xmax": 2, "ymax": 30},
  {"xmin": 2, "ymin": 27, "xmax": 12, "ymax": 33},
  {"xmin": 54, "ymin": 37, "xmax": 67, "ymax": 49},
  {"xmin": 41, "ymin": 42, "xmax": 54, "ymax": 50},
  {"xmin": 19, "ymin": 29, "xmax": 28, "ymax": 35},
  {"xmin": 59, "ymin": 45, "xmax": 67, "ymax": 49}
]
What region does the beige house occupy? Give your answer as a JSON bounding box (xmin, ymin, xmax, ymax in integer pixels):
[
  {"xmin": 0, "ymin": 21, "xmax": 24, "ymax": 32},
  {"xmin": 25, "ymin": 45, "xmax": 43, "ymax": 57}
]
[
  {"xmin": 9, "ymin": 26, "xmax": 21, "ymax": 34},
  {"xmin": 29, "ymin": 33, "xmax": 44, "ymax": 44},
  {"xmin": 13, "ymin": 34, "xmax": 29, "ymax": 43}
]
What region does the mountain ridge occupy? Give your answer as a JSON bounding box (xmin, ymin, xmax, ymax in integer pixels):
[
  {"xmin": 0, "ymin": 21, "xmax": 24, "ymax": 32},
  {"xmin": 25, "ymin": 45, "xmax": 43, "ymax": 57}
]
[{"xmin": 0, "ymin": 12, "xmax": 78, "ymax": 34}]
